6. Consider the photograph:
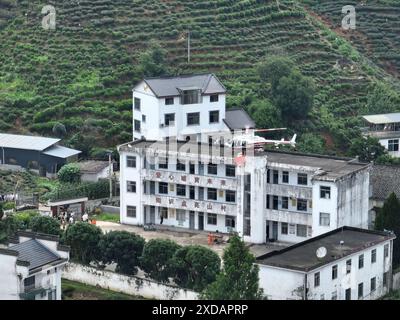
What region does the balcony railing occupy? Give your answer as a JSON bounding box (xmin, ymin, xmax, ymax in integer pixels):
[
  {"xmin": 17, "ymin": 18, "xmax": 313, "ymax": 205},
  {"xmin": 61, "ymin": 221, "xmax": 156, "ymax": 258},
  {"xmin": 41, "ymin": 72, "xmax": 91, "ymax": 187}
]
[
  {"xmin": 265, "ymin": 209, "xmax": 312, "ymax": 226},
  {"xmin": 20, "ymin": 286, "xmax": 48, "ymax": 300},
  {"xmin": 142, "ymin": 169, "xmax": 238, "ymax": 190},
  {"xmin": 142, "ymin": 194, "xmax": 238, "ymax": 216},
  {"xmin": 265, "ymin": 183, "xmax": 312, "ymax": 199}
]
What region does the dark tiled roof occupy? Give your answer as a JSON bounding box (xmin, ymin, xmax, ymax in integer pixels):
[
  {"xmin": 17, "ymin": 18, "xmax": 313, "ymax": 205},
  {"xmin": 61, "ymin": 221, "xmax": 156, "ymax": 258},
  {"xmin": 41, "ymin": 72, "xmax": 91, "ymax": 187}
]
[
  {"xmin": 76, "ymin": 160, "xmax": 109, "ymax": 173},
  {"xmin": 370, "ymin": 165, "xmax": 400, "ymax": 201},
  {"xmin": 223, "ymin": 108, "xmax": 256, "ymax": 130},
  {"xmin": 9, "ymin": 239, "xmax": 61, "ymax": 271},
  {"xmin": 142, "ymin": 74, "xmax": 226, "ymax": 97},
  {"xmin": 256, "ymin": 227, "xmax": 395, "ymax": 272}
]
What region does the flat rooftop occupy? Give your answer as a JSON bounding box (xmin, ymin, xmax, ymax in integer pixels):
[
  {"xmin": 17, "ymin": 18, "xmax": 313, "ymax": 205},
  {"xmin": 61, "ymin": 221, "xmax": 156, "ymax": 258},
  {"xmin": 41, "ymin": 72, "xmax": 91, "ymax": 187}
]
[
  {"xmin": 363, "ymin": 113, "xmax": 400, "ymax": 125},
  {"xmin": 256, "ymin": 227, "xmax": 395, "ymax": 272},
  {"xmin": 119, "ymin": 140, "xmax": 369, "ymax": 180}
]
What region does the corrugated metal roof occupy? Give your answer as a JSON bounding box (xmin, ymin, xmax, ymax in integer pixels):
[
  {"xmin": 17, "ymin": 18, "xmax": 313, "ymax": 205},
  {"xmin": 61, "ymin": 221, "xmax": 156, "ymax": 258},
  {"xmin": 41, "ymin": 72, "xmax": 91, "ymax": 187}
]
[
  {"xmin": 9, "ymin": 239, "xmax": 61, "ymax": 270},
  {"xmin": 224, "ymin": 108, "xmax": 256, "ymax": 130},
  {"xmin": 141, "ymin": 74, "xmax": 226, "ymax": 97},
  {"xmin": 363, "ymin": 113, "xmax": 400, "ymax": 124},
  {"xmin": 42, "ymin": 145, "xmax": 81, "ymax": 158},
  {"xmin": 0, "ymin": 133, "xmax": 60, "ymax": 151}
]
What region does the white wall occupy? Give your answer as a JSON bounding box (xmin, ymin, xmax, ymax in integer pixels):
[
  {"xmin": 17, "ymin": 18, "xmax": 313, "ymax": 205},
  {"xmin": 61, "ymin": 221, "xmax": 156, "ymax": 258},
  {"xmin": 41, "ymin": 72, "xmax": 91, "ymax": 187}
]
[
  {"xmin": 63, "ymin": 263, "xmax": 198, "ymax": 300},
  {"xmin": 0, "ymin": 253, "xmax": 20, "ymax": 300},
  {"xmin": 378, "ymin": 138, "xmax": 400, "ymax": 158}
]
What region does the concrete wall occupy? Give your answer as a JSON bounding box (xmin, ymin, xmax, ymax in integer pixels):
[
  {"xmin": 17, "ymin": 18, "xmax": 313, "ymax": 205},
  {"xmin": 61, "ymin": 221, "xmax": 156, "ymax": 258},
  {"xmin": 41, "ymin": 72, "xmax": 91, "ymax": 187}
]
[
  {"xmin": 0, "ymin": 253, "xmax": 20, "ymax": 300},
  {"xmin": 100, "ymin": 205, "xmax": 120, "ymax": 214},
  {"xmin": 63, "ymin": 263, "xmax": 198, "ymax": 300}
]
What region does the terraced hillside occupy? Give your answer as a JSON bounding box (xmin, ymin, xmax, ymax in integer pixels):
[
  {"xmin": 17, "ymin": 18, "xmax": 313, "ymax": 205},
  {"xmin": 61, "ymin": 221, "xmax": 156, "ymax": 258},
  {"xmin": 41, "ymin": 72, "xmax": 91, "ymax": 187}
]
[
  {"xmin": 302, "ymin": 0, "xmax": 400, "ymax": 79},
  {"xmin": 0, "ymin": 0, "xmax": 399, "ymax": 156}
]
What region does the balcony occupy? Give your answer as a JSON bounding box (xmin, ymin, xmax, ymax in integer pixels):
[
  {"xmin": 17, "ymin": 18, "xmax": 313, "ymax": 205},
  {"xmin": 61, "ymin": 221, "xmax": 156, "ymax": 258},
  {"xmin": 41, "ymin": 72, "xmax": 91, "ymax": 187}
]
[
  {"xmin": 142, "ymin": 194, "xmax": 238, "ymax": 216},
  {"xmin": 265, "ymin": 183, "xmax": 312, "ymax": 199},
  {"xmin": 19, "ymin": 285, "xmax": 48, "ymax": 300},
  {"xmin": 142, "ymin": 169, "xmax": 238, "ymax": 190},
  {"xmin": 265, "ymin": 209, "xmax": 312, "ymax": 226}
]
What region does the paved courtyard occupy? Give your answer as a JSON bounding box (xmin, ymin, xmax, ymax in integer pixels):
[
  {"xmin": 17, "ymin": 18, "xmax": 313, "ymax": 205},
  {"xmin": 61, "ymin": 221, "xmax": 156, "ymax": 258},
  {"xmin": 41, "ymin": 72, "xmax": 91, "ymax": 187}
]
[{"xmin": 96, "ymin": 221, "xmax": 289, "ymax": 257}]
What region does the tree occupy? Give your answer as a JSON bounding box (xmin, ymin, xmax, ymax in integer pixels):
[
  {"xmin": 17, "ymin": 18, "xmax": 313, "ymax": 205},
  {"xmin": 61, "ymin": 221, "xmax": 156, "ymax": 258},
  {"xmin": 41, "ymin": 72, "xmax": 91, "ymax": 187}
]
[
  {"xmin": 99, "ymin": 231, "xmax": 145, "ymax": 275},
  {"xmin": 0, "ymin": 216, "xmax": 19, "ymax": 244},
  {"xmin": 257, "ymin": 56, "xmax": 295, "ymax": 93},
  {"xmin": 64, "ymin": 222, "xmax": 102, "ymax": 265},
  {"xmin": 52, "ymin": 122, "xmax": 67, "ymax": 138},
  {"xmin": 201, "ymin": 235, "xmax": 264, "ymax": 300},
  {"xmin": 349, "ymin": 136, "xmax": 386, "ymax": 162},
  {"xmin": 375, "ymin": 193, "xmax": 400, "ymax": 267},
  {"xmin": 171, "ymin": 245, "xmax": 221, "ymax": 292},
  {"xmin": 247, "ymin": 99, "xmax": 282, "ymax": 129},
  {"xmin": 363, "ymin": 82, "xmax": 400, "ymax": 115},
  {"xmin": 140, "ymin": 239, "xmax": 181, "ymax": 283},
  {"xmin": 138, "ymin": 41, "xmax": 169, "ymax": 77},
  {"xmin": 29, "ymin": 216, "xmax": 62, "ymax": 236},
  {"xmin": 297, "ymin": 133, "xmax": 325, "ymax": 154},
  {"xmin": 274, "ymin": 70, "xmax": 315, "ymax": 122},
  {"xmin": 58, "ymin": 163, "xmax": 81, "ymax": 184}
]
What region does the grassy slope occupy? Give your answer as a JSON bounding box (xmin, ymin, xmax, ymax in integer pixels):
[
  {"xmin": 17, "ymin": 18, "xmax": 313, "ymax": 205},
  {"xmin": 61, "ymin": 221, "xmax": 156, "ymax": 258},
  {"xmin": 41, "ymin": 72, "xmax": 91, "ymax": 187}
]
[{"xmin": 0, "ymin": 0, "xmax": 399, "ymax": 154}]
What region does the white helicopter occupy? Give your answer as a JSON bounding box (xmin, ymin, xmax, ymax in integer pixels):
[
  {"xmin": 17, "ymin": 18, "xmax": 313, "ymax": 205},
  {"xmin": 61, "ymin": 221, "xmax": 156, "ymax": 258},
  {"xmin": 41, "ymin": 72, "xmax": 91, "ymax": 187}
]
[{"xmin": 222, "ymin": 128, "xmax": 297, "ymax": 151}]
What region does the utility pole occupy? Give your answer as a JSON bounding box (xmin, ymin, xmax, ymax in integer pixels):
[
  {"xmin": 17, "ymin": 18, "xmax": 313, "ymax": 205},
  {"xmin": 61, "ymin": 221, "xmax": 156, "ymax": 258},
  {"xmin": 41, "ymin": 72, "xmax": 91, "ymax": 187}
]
[
  {"xmin": 106, "ymin": 151, "xmax": 113, "ymax": 202},
  {"xmin": 187, "ymin": 30, "xmax": 191, "ymax": 63}
]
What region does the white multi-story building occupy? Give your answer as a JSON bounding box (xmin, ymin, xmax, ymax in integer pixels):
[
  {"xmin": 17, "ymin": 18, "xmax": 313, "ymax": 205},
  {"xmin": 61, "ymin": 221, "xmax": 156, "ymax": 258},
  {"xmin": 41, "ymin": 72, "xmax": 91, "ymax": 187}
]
[
  {"xmin": 119, "ymin": 74, "xmax": 371, "ymax": 245},
  {"xmin": 362, "ymin": 113, "xmax": 400, "ymax": 158},
  {"xmin": 0, "ymin": 231, "xmax": 70, "ymax": 300},
  {"xmin": 256, "ymin": 226, "xmax": 395, "ymax": 300}
]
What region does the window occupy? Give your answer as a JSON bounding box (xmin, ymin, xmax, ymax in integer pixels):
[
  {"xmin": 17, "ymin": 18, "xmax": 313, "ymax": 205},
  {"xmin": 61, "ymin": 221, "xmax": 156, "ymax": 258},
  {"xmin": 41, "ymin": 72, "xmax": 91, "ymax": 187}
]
[
  {"xmin": 282, "ymin": 197, "xmax": 289, "ymax": 209},
  {"xmin": 345, "ymin": 289, "xmax": 351, "ymax": 300},
  {"xmin": 320, "ymin": 294, "xmax": 324, "ymax": 300},
  {"xmin": 181, "ymin": 89, "xmax": 201, "ymax": 105},
  {"xmin": 388, "ymin": 139, "xmax": 399, "ymax": 152},
  {"xmin": 266, "ymin": 195, "xmax": 270, "ymax": 209},
  {"xmin": 273, "ymin": 170, "xmax": 279, "ymax": 184},
  {"xmin": 189, "ymin": 186, "xmax": 195, "ymax": 200},
  {"xmin": 177, "ymin": 184, "xmax": 186, "ymax": 197},
  {"xmin": 346, "ymin": 259, "xmax": 352, "ymax": 274},
  {"xmin": 134, "ymin": 97, "xmax": 141, "ymax": 111},
  {"xmin": 142, "ymin": 115, "xmax": 146, "ymax": 123},
  {"xmin": 158, "ymin": 157, "xmax": 168, "ymax": 169},
  {"xmin": 281, "ymin": 223, "xmax": 288, "ymax": 235},
  {"xmin": 358, "ymin": 283, "xmax": 363, "ymax": 299},
  {"xmin": 176, "ymin": 159, "xmax": 186, "ymax": 171},
  {"xmin": 226, "ymin": 190, "xmax": 236, "ymax": 203},
  {"xmin": 297, "ymin": 173, "xmax": 308, "ymax": 185},
  {"xmin": 127, "ymin": 181, "xmax": 136, "ymax": 193},
  {"xmin": 209, "ymin": 110, "xmax": 220, "ymax": 123},
  {"xmin": 273, "ymin": 196, "xmax": 279, "ymax": 210},
  {"xmin": 210, "ymin": 94, "xmax": 219, "ymax": 102},
  {"xmin": 371, "ymin": 249, "xmax": 377, "ymax": 264},
  {"xmin": 371, "ymin": 277, "xmax": 376, "ymax": 292},
  {"xmin": 24, "ymin": 276, "xmax": 35, "ymax": 289},
  {"xmin": 226, "ymin": 165, "xmax": 236, "ymax": 177},
  {"xmin": 384, "ymin": 244, "xmax": 389, "ymax": 258},
  {"xmin": 165, "ymin": 97, "xmax": 174, "ymax": 105},
  {"xmin": 359, "ymin": 254, "xmax": 364, "ymax": 269},
  {"xmin": 207, "ymin": 188, "xmax": 217, "ymax": 201},
  {"xmin": 314, "ymin": 272, "xmax": 320, "ymax": 287},
  {"xmin": 383, "ymin": 272, "xmax": 388, "ymax": 287},
  {"xmin": 165, "ymin": 113, "xmax": 175, "ymax": 126},
  {"xmin": 159, "ymin": 182, "xmax": 168, "ymax": 194},
  {"xmin": 320, "ymin": 186, "xmax": 331, "ymax": 199},
  {"xmin": 282, "ymin": 171, "xmax": 289, "ymax": 183},
  {"xmin": 127, "ymin": 206, "xmax": 136, "ymax": 218},
  {"xmin": 332, "ymin": 265, "xmax": 338, "ymax": 280},
  {"xmin": 331, "ymin": 291, "xmax": 337, "ymax": 300},
  {"xmin": 267, "ymin": 169, "xmax": 270, "ymax": 184},
  {"xmin": 134, "ymin": 120, "xmax": 141, "ymax": 133},
  {"xmin": 127, "ymin": 156, "xmax": 136, "ymax": 168},
  {"xmin": 207, "ymin": 163, "xmax": 218, "ymax": 175},
  {"xmin": 296, "ymin": 224, "xmax": 307, "ymax": 237},
  {"xmin": 297, "ymin": 199, "xmax": 307, "ymax": 212},
  {"xmin": 160, "ymin": 207, "xmax": 168, "ymax": 219},
  {"xmin": 225, "ymin": 216, "xmax": 235, "ymax": 228},
  {"xmin": 208, "ymin": 213, "xmax": 217, "ymax": 225},
  {"xmin": 187, "ymin": 112, "xmax": 200, "ymax": 125},
  {"xmin": 319, "ymin": 213, "xmax": 330, "ymax": 226}
]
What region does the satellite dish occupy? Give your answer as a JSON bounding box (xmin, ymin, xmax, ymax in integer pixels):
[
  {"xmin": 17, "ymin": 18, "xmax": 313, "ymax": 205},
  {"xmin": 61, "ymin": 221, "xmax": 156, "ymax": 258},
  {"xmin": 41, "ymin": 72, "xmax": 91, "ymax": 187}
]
[{"xmin": 316, "ymin": 247, "xmax": 327, "ymax": 259}]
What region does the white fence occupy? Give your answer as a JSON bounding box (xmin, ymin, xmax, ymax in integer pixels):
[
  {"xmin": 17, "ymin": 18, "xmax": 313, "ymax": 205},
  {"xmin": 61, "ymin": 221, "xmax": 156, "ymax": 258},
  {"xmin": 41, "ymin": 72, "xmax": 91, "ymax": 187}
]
[{"xmin": 63, "ymin": 263, "xmax": 198, "ymax": 300}]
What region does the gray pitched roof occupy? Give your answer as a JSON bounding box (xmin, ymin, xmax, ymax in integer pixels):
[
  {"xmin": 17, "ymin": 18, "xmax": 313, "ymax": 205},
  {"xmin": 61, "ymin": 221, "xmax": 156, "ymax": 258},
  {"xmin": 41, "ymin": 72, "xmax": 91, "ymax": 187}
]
[
  {"xmin": 142, "ymin": 74, "xmax": 226, "ymax": 97},
  {"xmin": 42, "ymin": 145, "xmax": 81, "ymax": 158},
  {"xmin": 223, "ymin": 108, "xmax": 256, "ymax": 130},
  {"xmin": 0, "ymin": 133, "xmax": 59, "ymax": 151},
  {"xmin": 76, "ymin": 160, "xmax": 109, "ymax": 173},
  {"xmin": 370, "ymin": 165, "xmax": 400, "ymax": 201},
  {"xmin": 9, "ymin": 239, "xmax": 61, "ymax": 270}
]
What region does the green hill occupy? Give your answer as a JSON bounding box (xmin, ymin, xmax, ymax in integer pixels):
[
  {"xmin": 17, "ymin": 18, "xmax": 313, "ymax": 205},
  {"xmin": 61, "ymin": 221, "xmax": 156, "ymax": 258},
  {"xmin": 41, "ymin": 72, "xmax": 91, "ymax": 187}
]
[{"xmin": 0, "ymin": 0, "xmax": 399, "ymax": 157}]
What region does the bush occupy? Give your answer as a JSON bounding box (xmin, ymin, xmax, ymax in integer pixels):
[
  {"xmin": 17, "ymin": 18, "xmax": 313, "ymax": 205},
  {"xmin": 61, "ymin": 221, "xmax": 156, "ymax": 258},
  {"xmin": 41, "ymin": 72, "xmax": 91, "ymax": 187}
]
[
  {"xmin": 29, "ymin": 216, "xmax": 62, "ymax": 236},
  {"xmin": 0, "ymin": 216, "xmax": 19, "ymax": 244},
  {"xmin": 58, "ymin": 164, "xmax": 81, "ymax": 184}
]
